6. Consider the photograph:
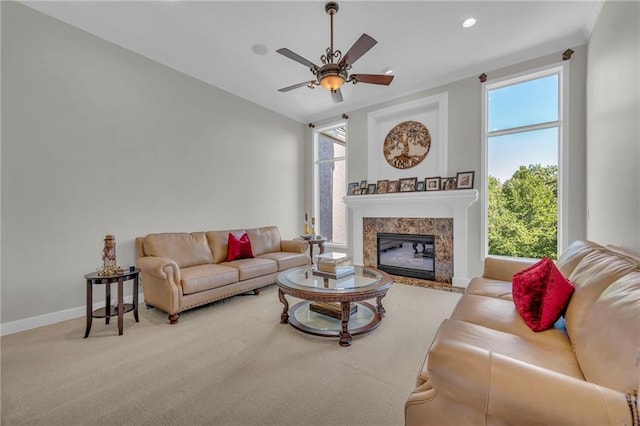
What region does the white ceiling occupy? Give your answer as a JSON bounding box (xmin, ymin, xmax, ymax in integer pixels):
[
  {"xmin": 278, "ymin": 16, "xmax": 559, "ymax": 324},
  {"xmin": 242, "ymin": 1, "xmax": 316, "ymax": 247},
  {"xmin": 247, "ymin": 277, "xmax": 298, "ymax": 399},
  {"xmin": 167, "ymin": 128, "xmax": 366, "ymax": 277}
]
[{"xmin": 21, "ymin": 1, "xmax": 604, "ymax": 123}]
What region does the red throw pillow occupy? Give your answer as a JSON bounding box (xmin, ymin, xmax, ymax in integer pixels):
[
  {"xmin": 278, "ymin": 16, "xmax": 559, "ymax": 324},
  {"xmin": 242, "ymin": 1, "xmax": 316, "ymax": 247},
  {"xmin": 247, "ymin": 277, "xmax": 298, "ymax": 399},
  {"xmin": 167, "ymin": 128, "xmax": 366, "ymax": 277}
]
[
  {"xmin": 512, "ymin": 257, "xmax": 575, "ymax": 332},
  {"xmin": 226, "ymin": 232, "xmax": 254, "ymax": 262}
]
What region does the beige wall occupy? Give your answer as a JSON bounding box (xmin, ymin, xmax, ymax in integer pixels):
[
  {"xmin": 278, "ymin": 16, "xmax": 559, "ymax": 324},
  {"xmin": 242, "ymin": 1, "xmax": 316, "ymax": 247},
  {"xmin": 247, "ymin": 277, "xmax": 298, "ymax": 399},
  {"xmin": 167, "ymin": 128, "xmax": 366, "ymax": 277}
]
[
  {"xmin": 314, "ymin": 48, "xmax": 588, "ymax": 280},
  {"xmin": 586, "ymin": 0, "xmax": 640, "ymax": 251},
  {"xmin": 1, "ymin": 2, "xmax": 306, "ymax": 326}
]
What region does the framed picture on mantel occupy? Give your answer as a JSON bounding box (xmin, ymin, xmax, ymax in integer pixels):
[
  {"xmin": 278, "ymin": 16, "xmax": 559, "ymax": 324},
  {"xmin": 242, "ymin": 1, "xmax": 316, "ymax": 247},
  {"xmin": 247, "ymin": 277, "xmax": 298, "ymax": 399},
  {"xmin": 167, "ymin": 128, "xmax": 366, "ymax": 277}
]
[{"xmin": 456, "ymin": 171, "xmax": 475, "ymax": 189}]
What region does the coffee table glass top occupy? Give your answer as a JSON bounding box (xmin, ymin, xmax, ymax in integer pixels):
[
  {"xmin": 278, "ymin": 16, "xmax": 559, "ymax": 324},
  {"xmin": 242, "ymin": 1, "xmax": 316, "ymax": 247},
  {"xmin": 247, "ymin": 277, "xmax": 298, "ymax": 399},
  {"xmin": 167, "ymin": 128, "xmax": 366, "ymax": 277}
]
[{"xmin": 280, "ymin": 266, "xmax": 381, "ymax": 292}]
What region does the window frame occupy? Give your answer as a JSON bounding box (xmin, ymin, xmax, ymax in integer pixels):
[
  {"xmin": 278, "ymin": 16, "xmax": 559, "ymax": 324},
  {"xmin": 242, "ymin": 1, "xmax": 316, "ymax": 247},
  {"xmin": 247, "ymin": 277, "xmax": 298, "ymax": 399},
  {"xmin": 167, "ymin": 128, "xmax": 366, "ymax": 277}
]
[
  {"xmin": 313, "ymin": 120, "xmax": 348, "ymax": 248},
  {"xmin": 480, "ymin": 62, "xmax": 569, "ymax": 260}
]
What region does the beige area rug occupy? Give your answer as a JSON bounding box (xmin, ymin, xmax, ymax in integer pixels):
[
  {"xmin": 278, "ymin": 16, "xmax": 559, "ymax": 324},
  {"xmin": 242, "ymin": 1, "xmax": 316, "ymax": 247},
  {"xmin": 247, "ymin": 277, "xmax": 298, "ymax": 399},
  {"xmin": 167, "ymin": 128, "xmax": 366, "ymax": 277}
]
[{"xmin": 1, "ymin": 283, "xmax": 461, "ymax": 426}]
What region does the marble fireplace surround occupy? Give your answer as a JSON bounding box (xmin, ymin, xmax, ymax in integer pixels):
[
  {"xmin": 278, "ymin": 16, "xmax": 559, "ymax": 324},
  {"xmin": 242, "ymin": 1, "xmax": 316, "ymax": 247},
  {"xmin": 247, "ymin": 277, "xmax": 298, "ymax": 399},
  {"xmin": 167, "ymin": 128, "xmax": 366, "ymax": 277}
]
[{"xmin": 343, "ymin": 189, "xmax": 478, "ymax": 287}]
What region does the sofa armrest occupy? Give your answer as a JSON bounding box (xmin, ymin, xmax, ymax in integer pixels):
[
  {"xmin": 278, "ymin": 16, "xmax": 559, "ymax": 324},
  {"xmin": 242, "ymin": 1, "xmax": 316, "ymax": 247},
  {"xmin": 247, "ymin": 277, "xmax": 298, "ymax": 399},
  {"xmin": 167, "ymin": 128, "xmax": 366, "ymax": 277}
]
[
  {"xmin": 280, "ymin": 239, "xmax": 309, "ymax": 254},
  {"xmin": 482, "ymin": 256, "xmax": 537, "ymax": 281},
  {"xmin": 136, "ymin": 256, "xmax": 181, "ymax": 283},
  {"xmin": 428, "ymin": 337, "xmax": 632, "ymax": 425},
  {"xmin": 135, "ymin": 256, "xmax": 182, "ymax": 315}
]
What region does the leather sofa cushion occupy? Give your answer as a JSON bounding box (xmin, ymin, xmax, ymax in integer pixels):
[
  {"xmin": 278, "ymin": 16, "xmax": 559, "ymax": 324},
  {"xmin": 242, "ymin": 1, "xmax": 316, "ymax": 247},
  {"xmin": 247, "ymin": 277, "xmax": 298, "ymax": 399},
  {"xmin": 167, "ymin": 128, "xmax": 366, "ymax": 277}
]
[
  {"xmin": 223, "ymin": 258, "xmax": 278, "ymax": 281},
  {"xmin": 425, "ymin": 319, "xmax": 582, "ymax": 381},
  {"xmin": 465, "ymin": 277, "xmax": 513, "ymax": 301},
  {"xmin": 574, "ymin": 272, "xmax": 640, "ymax": 393},
  {"xmin": 258, "ymin": 252, "xmax": 309, "ymax": 271},
  {"xmin": 450, "ymin": 294, "xmax": 572, "ymax": 349},
  {"xmin": 246, "ymin": 226, "xmax": 281, "ymax": 256},
  {"xmin": 555, "ymin": 240, "xmax": 602, "ymax": 278},
  {"xmin": 206, "ymin": 230, "xmax": 244, "ymax": 264},
  {"xmin": 144, "ymin": 232, "xmax": 213, "ymax": 268},
  {"xmin": 564, "ymin": 249, "xmax": 639, "ymax": 351},
  {"xmin": 180, "ymin": 264, "xmax": 239, "ymax": 295}
]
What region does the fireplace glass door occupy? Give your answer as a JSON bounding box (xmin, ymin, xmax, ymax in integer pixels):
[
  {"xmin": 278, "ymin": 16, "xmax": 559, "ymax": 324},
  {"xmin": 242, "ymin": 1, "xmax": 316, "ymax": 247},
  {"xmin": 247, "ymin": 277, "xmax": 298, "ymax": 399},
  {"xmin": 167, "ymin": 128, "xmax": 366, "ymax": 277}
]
[{"xmin": 376, "ymin": 233, "xmax": 435, "ymax": 280}]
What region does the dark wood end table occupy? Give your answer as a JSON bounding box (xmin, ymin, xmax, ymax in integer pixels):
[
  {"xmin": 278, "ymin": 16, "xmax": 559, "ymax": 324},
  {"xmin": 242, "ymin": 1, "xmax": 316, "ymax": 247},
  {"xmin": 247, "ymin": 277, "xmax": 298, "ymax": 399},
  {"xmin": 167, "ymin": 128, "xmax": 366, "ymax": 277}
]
[
  {"xmin": 84, "ymin": 269, "xmax": 140, "ymax": 338},
  {"xmin": 298, "ymin": 237, "xmax": 326, "ymax": 264}
]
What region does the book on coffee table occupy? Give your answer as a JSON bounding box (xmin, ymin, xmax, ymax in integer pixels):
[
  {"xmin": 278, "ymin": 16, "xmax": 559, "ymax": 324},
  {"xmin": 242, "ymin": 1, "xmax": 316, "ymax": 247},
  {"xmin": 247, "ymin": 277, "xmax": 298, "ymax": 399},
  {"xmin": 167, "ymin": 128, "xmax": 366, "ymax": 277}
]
[
  {"xmin": 309, "ymin": 301, "xmax": 358, "ymax": 320},
  {"xmin": 316, "ymin": 252, "xmax": 352, "ymax": 273},
  {"xmin": 313, "ymin": 265, "xmax": 355, "ymax": 279}
]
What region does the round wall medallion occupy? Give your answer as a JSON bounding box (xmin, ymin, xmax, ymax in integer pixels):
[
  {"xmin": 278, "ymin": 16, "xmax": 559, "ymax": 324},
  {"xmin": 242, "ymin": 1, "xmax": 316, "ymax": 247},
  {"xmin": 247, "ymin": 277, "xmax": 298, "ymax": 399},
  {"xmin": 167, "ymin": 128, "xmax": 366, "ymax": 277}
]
[{"xmin": 383, "ymin": 121, "xmax": 431, "ymax": 169}]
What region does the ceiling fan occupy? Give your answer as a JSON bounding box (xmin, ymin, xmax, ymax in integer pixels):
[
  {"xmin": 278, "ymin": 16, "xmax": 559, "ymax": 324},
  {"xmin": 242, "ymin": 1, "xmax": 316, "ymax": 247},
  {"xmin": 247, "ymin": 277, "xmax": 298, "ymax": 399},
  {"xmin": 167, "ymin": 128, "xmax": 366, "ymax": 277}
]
[{"xmin": 277, "ymin": 1, "xmax": 394, "ymax": 103}]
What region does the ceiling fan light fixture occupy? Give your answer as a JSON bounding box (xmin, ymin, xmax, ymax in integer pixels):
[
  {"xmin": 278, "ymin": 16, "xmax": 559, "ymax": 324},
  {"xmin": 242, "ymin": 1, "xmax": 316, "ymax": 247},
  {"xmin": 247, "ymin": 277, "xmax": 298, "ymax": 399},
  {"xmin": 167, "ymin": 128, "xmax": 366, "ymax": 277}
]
[{"xmin": 320, "ymin": 74, "xmax": 345, "ymax": 91}]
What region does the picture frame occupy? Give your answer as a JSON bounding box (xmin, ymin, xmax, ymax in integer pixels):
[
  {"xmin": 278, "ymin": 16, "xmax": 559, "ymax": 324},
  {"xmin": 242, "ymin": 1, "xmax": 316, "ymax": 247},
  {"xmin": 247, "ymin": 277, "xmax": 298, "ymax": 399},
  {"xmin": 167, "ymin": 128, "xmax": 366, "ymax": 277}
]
[
  {"xmin": 399, "ymin": 177, "xmax": 418, "ymax": 192},
  {"xmin": 425, "ymin": 177, "xmax": 440, "ymax": 191},
  {"xmin": 376, "ymin": 179, "xmax": 389, "ymax": 194},
  {"xmin": 441, "ymin": 177, "xmax": 457, "ymax": 191},
  {"xmin": 367, "ymin": 183, "xmax": 377, "ymax": 194},
  {"xmin": 360, "ymin": 180, "xmax": 367, "ymax": 189},
  {"xmin": 456, "ymin": 171, "xmax": 475, "ymax": 189},
  {"xmin": 347, "ymin": 182, "xmax": 358, "ymax": 195},
  {"xmin": 416, "ymin": 180, "xmax": 426, "ymax": 192},
  {"xmin": 387, "ymin": 180, "xmax": 399, "ymax": 193}
]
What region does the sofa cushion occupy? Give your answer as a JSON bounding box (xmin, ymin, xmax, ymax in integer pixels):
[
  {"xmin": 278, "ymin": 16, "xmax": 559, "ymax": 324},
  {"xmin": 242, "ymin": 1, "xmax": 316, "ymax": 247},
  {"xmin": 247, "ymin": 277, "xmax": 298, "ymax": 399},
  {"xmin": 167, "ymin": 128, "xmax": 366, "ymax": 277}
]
[
  {"xmin": 258, "ymin": 252, "xmax": 309, "ymax": 271},
  {"xmin": 573, "ymin": 272, "xmax": 640, "ymax": 393},
  {"xmin": 226, "ymin": 232, "xmax": 254, "ymax": 262},
  {"xmin": 180, "ymin": 264, "xmax": 239, "ymax": 295},
  {"xmin": 450, "ymin": 294, "xmax": 571, "ymax": 348},
  {"xmin": 426, "ymin": 319, "xmax": 582, "ymax": 380},
  {"xmin": 246, "ymin": 226, "xmax": 281, "ymax": 256},
  {"xmin": 206, "ymin": 229, "xmax": 243, "ymax": 264},
  {"xmin": 223, "ymin": 258, "xmax": 278, "ymax": 281},
  {"xmin": 564, "ymin": 248, "xmax": 639, "ymax": 350},
  {"xmin": 512, "ymin": 257, "xmax": 575, "ymax": 332},
  {"xmin": 144, "ymin": 232, "xmax": 213, "ymax": 268},
  {"xmin": 556, "ymin": 240, "xmax": 603, "ymax": 278},
  {"xmin": 465, "ymin": 277, "xmax": 513, "ymax": 301}
]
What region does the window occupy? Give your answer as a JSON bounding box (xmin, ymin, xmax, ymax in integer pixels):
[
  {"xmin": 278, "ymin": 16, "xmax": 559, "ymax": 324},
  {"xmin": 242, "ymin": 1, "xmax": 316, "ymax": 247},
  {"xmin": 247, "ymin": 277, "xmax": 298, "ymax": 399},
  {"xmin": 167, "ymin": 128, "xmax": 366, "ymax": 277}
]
[
  {"xmin": 482, "ymin": 65, "xmax": 566, "ymax": 259},
  {"xmin": 314, "ymin": 123, "xmax": 347, "ymax": 245}
]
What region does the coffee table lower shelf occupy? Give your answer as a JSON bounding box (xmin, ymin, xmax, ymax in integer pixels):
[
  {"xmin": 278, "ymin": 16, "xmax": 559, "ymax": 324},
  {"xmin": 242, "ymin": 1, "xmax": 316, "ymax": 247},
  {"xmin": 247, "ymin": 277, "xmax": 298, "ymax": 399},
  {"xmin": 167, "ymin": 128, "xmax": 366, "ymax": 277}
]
[{"xmin": 287, "ymin": 300, "xmax": 382, "ymax": 341}]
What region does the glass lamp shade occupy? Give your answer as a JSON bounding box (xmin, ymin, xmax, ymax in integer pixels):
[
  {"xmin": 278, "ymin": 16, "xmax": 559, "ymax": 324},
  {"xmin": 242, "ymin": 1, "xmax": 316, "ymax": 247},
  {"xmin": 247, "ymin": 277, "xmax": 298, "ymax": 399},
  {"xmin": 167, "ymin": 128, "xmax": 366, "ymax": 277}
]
[{"xmin": 320, "ymin": 74, "xmax": 345, "ymax": 91}]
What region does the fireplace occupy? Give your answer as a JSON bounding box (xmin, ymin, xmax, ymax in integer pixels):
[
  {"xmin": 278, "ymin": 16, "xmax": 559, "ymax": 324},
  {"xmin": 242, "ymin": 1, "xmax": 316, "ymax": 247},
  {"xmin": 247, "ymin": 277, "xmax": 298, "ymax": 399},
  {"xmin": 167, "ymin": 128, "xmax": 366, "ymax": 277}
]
[
  {"xmin": 343, "ymin": 190, "xmax": 478, "ymax": 286},
  {"xmin": 377, "ymin": 233, "xmax": 435, "ymax": 280}
]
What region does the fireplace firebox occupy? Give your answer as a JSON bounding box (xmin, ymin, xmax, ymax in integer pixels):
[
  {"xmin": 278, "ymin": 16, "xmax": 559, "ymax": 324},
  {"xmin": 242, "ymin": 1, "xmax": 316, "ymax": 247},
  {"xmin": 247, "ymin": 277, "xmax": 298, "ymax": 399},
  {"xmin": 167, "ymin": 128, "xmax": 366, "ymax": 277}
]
[{"xmin": 376, "ymin": 233, "xmax": 435, "ymax": 280}]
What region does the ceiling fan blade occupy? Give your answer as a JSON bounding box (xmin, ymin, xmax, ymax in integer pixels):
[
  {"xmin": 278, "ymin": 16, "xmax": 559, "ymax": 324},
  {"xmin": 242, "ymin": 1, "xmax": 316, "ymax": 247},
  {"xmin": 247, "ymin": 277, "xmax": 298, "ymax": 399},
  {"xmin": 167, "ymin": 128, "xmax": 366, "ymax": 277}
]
[
  {"xmin": 338, "ymin": 34, "xmax": 377, "ymax": 67},
  {"xmin": 278, "ymin": 81, "xmax": 316, "ymax": 92},
  {"xmin": 276, "ymin": 48, "xmax": 319, "ymax": 70},
  {"xmin": 351, "ymin": 74, "xmax": 394, "ymax": 85},
  {"xmin": 331, "ymin": 88, "xmax": 343, "ymax": 103}
]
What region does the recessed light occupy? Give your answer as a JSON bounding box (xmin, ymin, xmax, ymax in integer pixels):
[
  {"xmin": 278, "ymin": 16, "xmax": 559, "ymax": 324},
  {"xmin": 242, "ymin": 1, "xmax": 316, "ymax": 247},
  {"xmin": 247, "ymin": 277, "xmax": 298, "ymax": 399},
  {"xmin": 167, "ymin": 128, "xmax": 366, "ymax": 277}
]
[
  {"xmin": 462, "ymin": 17, "xmax": 477, "ymax": 28},
  {"xmin": 251, "ymin": 44, "xmax": 269, "ymax": 56}
]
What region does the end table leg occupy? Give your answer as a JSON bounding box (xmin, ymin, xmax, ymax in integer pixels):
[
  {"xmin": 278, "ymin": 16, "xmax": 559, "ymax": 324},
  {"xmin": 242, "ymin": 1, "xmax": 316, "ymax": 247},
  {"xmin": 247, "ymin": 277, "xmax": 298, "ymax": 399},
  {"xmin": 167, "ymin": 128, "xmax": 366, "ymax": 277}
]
[
  {"xmin": 133, "ymin": 274, "xmax": 139, "ymax": 323},
  {"xmin": 339, "ymin": 302, "xmax": 353, "ymax": 347},
  {"xmin": 278, "ymin": 288, "xmax": 289, "ymax": 324},
  {"xmin": 84, "ymin": 280, "xmax": 93, "ymax": 338},
  {"xmin": 105, "ymin": 283, "xmax": 111, "ymax": 325},
  {"xmin": 117, "ymin": 278, "xmax": 124, "ymax": 335}
]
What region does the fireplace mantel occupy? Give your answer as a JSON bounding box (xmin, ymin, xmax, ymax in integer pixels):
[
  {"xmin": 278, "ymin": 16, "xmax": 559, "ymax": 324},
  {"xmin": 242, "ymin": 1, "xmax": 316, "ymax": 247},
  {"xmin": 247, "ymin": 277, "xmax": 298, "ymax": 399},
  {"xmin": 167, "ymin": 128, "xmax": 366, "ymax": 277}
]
[{"xmin": 343, "ymin": 189, "xmax": 478, "ymax": 287}]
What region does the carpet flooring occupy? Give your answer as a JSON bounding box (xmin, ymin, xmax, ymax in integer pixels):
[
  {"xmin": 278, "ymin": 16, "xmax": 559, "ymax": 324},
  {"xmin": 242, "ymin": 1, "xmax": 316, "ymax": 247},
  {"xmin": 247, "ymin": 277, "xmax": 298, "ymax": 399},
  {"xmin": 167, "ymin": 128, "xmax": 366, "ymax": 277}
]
[{"xmin": 1, "ymin": 283, "xmax": 461, "ymax": 426}]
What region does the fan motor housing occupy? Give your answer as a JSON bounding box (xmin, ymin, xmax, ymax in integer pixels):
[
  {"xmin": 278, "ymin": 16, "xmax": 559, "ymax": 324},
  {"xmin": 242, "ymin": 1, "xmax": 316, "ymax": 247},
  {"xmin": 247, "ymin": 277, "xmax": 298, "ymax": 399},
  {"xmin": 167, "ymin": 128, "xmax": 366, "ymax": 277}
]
[{"xmin": 318, "ymin": 63, "xmax": 348, "ymax": 81}]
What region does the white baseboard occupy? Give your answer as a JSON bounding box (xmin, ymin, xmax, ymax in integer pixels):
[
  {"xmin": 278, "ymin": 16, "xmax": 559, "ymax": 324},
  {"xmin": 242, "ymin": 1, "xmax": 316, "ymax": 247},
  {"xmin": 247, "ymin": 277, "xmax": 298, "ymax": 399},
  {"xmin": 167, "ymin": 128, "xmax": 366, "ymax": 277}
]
[
  {"xmin": 1, "ymin": 292, "xmax": 144, "ymax": 336},
  {"xmin": 452, "ymin": 277, "xmax": 470, "ymax": 288}
]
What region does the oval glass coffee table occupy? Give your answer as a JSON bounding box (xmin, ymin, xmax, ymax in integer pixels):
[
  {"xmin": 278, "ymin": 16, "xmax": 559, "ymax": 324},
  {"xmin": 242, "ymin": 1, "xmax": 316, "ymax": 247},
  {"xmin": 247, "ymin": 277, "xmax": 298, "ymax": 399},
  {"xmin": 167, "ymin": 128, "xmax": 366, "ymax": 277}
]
[{"xmin": 276, "ymin": 265, "xmax": 393, "ymax": 347}]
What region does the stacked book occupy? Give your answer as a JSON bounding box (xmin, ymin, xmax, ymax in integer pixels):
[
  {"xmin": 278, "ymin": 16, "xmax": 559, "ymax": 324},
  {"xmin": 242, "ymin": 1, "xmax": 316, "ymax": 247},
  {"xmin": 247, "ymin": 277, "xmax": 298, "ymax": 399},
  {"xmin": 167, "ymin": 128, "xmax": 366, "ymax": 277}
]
[{"xmin": 314, "ymin": 252, "xmax": 355, "ymax": 279}]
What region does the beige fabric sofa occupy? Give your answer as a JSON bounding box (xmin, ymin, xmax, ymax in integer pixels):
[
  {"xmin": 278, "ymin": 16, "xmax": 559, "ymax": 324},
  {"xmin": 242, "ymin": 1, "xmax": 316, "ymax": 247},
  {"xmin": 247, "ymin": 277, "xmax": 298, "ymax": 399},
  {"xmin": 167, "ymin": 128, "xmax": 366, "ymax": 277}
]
[
  {"xmin": 135, "ymin": 226, "xmax": 309, "ymax": 324},
  {"xmin": 405, "ymin": 240, "xmax": 639, "ymax": 425}
]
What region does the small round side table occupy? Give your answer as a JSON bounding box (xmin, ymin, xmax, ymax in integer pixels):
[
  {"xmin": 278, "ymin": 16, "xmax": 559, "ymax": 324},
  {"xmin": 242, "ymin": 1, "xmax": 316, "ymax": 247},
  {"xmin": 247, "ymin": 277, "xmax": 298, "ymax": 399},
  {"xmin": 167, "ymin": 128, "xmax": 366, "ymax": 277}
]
[
  {"xmin": 302, "ymin": 237, "xmax": 326, "ymax": 263},
  {"xmin": 84, "ymin": 269, "xmax": 140, "ymax": 338}
]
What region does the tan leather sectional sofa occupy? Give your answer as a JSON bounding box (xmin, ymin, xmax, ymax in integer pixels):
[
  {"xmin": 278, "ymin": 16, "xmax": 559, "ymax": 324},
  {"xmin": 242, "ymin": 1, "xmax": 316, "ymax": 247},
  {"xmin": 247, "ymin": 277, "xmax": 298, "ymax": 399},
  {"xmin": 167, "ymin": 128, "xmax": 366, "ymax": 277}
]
[
  {"xmin": 405, "ymin": 240, "xmax": 639, "ymax": 425},
  {"xmin": 135, "ymin": 226, "xmax": 309, "ymax": 324}
]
